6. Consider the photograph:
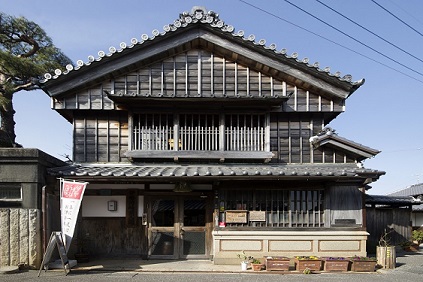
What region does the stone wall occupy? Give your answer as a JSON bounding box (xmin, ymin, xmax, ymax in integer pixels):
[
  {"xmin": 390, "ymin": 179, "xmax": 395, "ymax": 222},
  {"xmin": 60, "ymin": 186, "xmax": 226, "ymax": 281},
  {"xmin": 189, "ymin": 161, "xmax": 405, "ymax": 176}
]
[{"xmin": 0, "ymin": 209, "xmax": 41, "ymax": 268}]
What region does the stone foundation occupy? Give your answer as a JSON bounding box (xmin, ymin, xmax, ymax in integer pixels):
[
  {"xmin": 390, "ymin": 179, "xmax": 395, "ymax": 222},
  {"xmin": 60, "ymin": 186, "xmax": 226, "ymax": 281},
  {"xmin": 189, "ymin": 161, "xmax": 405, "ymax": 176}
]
[
  {"xmin": 0, "ymin": 209, "xmax": 41, "ymax": 268},
  {"xmin": 212, "ymin": 230, "xmax": 368, "ymax": 264}
]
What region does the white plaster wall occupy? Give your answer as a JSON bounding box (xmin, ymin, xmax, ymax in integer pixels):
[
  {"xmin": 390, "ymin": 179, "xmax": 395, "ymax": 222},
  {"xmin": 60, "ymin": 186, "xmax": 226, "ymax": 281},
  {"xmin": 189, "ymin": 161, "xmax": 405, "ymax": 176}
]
[
  {"xmin": 82, "ymin": 195, "xmax": 145, "ymax": 217},
  {"xmin": 412, "ymin": 212, "xmax": 423, "ymax": 227},
  {"xmin": 82, "ymin": 196, "xmax": 126, "ymax": 217}
]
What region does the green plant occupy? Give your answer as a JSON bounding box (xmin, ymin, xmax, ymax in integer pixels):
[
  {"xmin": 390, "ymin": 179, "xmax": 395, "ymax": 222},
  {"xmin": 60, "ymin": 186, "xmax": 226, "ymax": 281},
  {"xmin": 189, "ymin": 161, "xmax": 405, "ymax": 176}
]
[
  {"xmin": 378, "ymin": 229, "xmax": 392, "ymax": 247},
  {"xmin": 237, "ymin": 251, "xmax": 252, "ymax": 263},
  {"xmin": 251, "ymin": 258, "xmax": 261, "ymax": 264},
  {"xmin": 399, "ymin": 240, "xmax": 415, "ymax": 249},
  {"xmin": 303, "ymin": 267, "xmax": 312, "ymax": 274},
  {"xmin": 411, "ymin": 230, "xmax": 423, "ymax": 244},
  {"xmin": 295, "ymin": 256, "xmax": 320, "ymax": 260},
  {"xmin": 350, "ymin": 256, "xmax": 376, "ymax": 261}
]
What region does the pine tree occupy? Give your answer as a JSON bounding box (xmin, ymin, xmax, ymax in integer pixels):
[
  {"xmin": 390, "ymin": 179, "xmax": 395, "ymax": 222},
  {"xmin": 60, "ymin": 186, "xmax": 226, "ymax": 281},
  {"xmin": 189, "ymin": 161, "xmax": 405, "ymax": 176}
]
[{"xmin": 0, "ymin": 12, "xmax": 72, "ymax": 147}]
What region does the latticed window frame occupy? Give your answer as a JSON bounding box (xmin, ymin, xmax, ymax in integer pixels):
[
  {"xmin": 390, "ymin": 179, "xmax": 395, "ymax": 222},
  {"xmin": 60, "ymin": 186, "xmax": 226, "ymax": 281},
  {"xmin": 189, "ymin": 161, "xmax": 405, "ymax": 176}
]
[
  {"xmin": 218, "ymin": 189, "xmax": 325, "ymax": 228},
  {"xmin": 0, "ymin": 184, "xmax": 22, "ymax": 201},
  {"xmin": 131, "ymin": 112, "xmax": 268, "ymax": 151}
]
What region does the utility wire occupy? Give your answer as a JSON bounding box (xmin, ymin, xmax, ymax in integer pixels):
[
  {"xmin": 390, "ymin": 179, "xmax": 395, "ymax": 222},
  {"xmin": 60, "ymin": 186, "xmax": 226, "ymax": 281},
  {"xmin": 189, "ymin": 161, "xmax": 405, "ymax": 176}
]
[
  {"xmin": 387, "ymin": 0, "xmax": 423, "ymax": 28},
  {"xmin": 371, "ymin": 0, "xmax": 423, "ymax": 37},
  {"xmin": 283, "ymin": 0, "xmax": 423, "ymax": 78},
  {"xmin": 237, "ymin": 0, "xmax": 423, "ymax": 84},
  {"xmin": 315, "ymin": 0, "xmax": 423, "ymax": 65}
]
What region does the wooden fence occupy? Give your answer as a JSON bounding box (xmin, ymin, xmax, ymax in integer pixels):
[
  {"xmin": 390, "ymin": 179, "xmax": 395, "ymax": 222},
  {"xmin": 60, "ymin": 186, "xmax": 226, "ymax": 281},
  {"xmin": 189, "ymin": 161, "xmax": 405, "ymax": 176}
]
[{"xmin": 366, "ymin": 206, "xmax": 412, "ymax": 248}]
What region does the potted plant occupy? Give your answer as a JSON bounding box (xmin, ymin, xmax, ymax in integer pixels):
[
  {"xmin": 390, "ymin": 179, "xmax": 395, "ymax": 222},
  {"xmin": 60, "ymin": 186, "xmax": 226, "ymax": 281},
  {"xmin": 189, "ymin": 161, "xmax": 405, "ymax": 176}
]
[
  {"xmin": 399, "ymin": 240, "xmax": 419, "ymax": 252},
  {"xmin": 237, "ymin": 251, "xmax": 252, "ymax": 271},
  {"xmin": 411, "ymin": 230, "xmax": 423, "ymax": 245},
  {"xmin": 294, "ymin": 256, "xmax": 322, "ymax": 272},
  {"xmin": 376, "ymin": 229, "xmax": 396, "ymax": 269},
  {"xmin": 322, "ymin": 257, "xmax": 349, "ymax": 272},
  {"xmin": 349, "ymin": 256, "xmax": 377, "ymax": 272},
  {"xmin": 264, "ymin": 256, "xmax": 290, "ymax": 271},
  {"xmin": 250, "ymin": 258, "xmax": 263, "ymax": 271}
]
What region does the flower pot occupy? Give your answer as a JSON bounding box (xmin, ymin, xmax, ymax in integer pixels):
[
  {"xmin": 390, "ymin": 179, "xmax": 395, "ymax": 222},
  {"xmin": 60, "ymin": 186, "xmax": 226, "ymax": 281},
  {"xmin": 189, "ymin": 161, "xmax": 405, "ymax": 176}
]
[
  {"xmin": 404, "ymin": 244, "xmax": 420, "ymax": 252},
  {"xmin": 295, "ymin": 259, "xmax": 322, "ymax": 271},
  {"xmin": 241, "ymin": 261, "xmax": 248, "ymax": 271},
  {"xmin": 264, "ymin": 257, "xmax": 290, "ymax": 271},
  {"xmin": 376, "ymin": 246, "xmax": 396, "ymax": 269},
  {"xmin": 350, "ymin": 260, "xmax": 377, "ymax": 272},
  {"xmin": 323, "ymin": 259, "xmax": 349, "ymax": 272},
  {"xmin": 251, "ymin": 263, "xmax": 263, "ymax": 271}
]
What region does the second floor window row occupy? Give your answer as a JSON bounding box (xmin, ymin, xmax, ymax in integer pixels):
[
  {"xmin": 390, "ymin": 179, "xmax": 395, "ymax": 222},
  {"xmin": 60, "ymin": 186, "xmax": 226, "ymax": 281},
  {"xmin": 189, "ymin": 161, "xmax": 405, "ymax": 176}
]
[{"xmin": 132, "ymin": 113, "xmax": 267, "ymax": 151}]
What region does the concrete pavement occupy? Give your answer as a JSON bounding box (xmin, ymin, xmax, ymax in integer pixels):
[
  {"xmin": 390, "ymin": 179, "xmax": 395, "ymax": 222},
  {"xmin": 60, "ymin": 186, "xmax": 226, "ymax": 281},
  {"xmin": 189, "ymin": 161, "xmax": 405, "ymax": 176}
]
[{"xmin": 1, "ymin": 248, "xmax": 422, "ymax": 282}]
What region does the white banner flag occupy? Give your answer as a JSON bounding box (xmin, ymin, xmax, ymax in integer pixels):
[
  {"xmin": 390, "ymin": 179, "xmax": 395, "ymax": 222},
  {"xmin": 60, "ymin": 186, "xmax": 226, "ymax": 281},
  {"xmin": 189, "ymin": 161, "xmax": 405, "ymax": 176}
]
[{"xmin": 60, "ymin": 179, "xmax": 88, "ymax": 253}]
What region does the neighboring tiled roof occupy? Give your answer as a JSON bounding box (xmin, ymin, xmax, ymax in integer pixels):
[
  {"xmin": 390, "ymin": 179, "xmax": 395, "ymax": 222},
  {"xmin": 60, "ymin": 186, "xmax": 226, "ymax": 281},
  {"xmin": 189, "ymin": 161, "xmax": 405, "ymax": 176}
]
[
  {"xmin": 389, "ymin": 183, "xmax": 423, "ymax": 197},
  {"xmin": 388, "ymin": 183, "xmax": 423, "ymax": 211},
  {"xmin": 366, "ymin": 194, "xmax": 421, "ymax": 206},
  {"xmin": 48, "ymin": 163, "xmax": 384, "ymax": 180},
  {"xmin": 309, "ymin": 127, "xmax": 380, "ymax": 161},
  {"xmin": 40, "ymin": 6, "xmax": 362, "ymax": 87}
]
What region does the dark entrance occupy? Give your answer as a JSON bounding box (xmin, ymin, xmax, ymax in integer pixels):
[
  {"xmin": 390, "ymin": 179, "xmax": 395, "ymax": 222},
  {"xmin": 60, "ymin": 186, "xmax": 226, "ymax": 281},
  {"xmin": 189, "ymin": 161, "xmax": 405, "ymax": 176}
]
[{"xmin": 147, "ymin": 194, "xmax": 211, "ymax": 259}]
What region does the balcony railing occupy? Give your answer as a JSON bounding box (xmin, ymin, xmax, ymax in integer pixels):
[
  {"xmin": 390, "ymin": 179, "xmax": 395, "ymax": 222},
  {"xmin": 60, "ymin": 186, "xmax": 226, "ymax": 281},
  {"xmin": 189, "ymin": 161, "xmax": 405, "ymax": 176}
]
[{"xmin": 133, "ymin": 126, "xmax": 266, "ymax": 151}]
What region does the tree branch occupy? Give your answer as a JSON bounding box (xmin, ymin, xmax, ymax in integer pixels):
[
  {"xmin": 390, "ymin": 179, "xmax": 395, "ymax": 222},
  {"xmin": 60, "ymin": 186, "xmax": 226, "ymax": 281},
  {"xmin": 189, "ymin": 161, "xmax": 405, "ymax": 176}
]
[
  {"xmin": 12, "ymin": 81, "xmax": 38, "ymax": 92},
  {"xmin": 18, "ymin": 34, "xmax": 40, "ymax": 58}
]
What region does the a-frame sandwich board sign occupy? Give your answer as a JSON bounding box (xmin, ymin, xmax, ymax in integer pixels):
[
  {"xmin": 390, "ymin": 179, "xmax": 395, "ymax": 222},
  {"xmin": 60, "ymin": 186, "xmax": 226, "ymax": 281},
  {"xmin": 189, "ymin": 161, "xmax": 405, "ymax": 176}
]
[{"xmin": 38, "ymin": 231, "xmax": 70, "ymax": 276}]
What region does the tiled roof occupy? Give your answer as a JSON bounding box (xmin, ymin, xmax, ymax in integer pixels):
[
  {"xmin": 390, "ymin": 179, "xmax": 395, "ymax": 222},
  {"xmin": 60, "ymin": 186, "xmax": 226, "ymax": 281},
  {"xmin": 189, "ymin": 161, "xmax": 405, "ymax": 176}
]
[
  {"xmin": 40, "ymin": 6, "xmax": 361, "ymax": 87},
  {"xmin": 366, "ymin": 194, "xmax": 421, "ymax": 206},
  {"xmin": 389, "ymin": 183, "xmax": 423, "ymax": 197},
  {"xmin": 48, "ymin": 163, "xmax": 384, "ymax": 180},
  {"xmin": 388, "ymin": 183, "xmax": 423, "ymax": 211},
  {"xmin": 309, "ymin": 127, "xmax": 380, "ymax": 161}
]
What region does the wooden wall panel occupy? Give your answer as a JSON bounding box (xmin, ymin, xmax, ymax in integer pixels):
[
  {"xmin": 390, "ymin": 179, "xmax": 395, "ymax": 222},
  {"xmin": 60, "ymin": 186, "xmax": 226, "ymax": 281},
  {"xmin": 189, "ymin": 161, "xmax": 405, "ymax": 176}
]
[
  {"xmin": 80, "ymin": 217, "xmax": 144, "ymax": 257},
  {"xmin": 329, "ymin": 185, "xmax": 363, "ymax": 225},
  {"xmin": 73, "ymin": 112, "xmax": 128, "ymax": 163},
  {"xmin": 366, "ymin": 207, "xmax": 411, "ymax": 246}
]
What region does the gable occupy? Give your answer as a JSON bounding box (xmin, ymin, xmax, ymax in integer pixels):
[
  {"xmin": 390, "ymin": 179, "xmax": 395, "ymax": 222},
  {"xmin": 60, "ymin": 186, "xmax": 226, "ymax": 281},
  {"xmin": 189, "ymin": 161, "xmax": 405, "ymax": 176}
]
[
  {"xmin": 50, "ymin": 49, "xmax": 346, "ymax": 119},
  {"xmin": 310, "ymin": 127, "xmax": 380, "ymax": 161},
  {"xmin": 41, "ymin": 7, "xmax": 363, "ymax": 103}
]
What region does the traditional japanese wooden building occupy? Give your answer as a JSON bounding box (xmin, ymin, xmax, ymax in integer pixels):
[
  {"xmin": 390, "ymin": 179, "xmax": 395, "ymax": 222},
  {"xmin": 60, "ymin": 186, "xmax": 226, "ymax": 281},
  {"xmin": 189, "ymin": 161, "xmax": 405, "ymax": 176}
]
[{"xmin": 41, "ymin": 7, "xmax": 384, "ymax": 264}]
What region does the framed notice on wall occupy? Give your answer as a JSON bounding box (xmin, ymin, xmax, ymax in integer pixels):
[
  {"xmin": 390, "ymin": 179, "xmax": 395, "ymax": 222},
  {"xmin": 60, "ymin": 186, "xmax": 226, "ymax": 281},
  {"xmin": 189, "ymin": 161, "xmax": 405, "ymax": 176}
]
[
  {"xmin": 225, "ymin": 210, "xmax": 247, "ymax": 223},
  {"xmin": 249, "ymin": 211, "xmax": 266, "ymax": 222}
]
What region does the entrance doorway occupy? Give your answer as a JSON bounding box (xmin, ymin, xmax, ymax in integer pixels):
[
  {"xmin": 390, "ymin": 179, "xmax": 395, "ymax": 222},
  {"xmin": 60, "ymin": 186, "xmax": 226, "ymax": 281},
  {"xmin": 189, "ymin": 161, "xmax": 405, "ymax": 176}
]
[{"xmin": 147, "ymin": 195, "xmax": 211, "ymax": 259}]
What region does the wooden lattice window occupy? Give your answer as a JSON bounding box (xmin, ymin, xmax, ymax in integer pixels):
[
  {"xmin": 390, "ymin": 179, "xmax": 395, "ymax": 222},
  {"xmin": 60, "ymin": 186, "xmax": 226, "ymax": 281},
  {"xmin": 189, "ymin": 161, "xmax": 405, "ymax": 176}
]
[
  {"xmin": 219, "ymin": 189, "xmax": 324, "ymax": 228},
  {"xmin": 225, "ymin": 114, "xmax": 265, "ymax": 151},
  {"xmin": 133, "ymin": 114, "xmax": 173, "ymax": 150},
  {"xmin": 0, "ymin": 184, "xmax": 22, "ymax": 201}
]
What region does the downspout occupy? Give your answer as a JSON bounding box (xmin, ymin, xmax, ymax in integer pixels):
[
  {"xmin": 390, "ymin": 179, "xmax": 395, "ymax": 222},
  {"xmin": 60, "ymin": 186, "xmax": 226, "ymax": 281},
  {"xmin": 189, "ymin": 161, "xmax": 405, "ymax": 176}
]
[{"xmin": 42, "ymin": 185, "xmax": 47, "ymax": 252}]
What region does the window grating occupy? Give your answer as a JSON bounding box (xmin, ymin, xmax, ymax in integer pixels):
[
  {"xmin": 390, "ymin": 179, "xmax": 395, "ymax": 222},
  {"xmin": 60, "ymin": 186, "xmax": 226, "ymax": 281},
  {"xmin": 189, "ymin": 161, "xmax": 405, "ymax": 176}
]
[
  {"xmin": 219, "ymin": 189, "xmax": 324, "ymax": 228},
  {"xmin": 132, "ymin": 113, "xmax": 268, "ymax": 152},
  {"xmin": 0, "ymin": 184, "xmax": 22, "ymax": 200}
]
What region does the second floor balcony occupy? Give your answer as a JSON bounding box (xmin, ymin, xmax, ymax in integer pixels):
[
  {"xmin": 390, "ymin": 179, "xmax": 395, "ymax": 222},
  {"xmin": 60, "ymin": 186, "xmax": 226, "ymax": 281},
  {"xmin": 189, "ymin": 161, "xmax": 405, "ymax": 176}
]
[{"xmin": 127, "ymin": 113, "xmax": 273, "ymax": 162}]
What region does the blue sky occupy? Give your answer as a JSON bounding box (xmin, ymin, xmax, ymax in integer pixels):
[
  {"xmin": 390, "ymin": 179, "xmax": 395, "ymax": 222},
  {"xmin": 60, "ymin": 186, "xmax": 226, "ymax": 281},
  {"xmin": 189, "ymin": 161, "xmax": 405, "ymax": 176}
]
[{"xmin": 2, "ymin": 0, "xmax": 423, "ymax": 195}]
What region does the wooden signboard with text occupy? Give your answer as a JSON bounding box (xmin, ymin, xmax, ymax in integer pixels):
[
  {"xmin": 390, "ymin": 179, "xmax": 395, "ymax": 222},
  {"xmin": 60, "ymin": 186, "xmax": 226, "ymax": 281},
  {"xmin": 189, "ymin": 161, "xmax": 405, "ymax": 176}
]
[{"xmin": 225, "ymin": 210, "xmax": 247, "ymax": 223}]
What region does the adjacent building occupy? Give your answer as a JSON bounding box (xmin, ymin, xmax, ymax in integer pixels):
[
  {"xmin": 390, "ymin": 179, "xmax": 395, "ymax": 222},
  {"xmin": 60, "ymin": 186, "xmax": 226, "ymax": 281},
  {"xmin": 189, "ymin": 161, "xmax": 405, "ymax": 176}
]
[{"xmin": 389, "ymin": 184, "xmax": 423, "ymax": 229}]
